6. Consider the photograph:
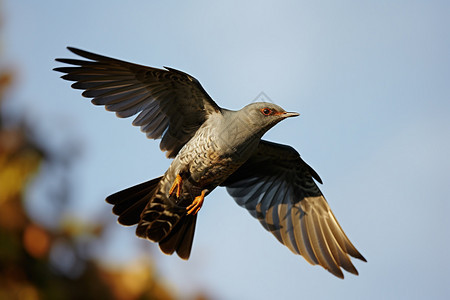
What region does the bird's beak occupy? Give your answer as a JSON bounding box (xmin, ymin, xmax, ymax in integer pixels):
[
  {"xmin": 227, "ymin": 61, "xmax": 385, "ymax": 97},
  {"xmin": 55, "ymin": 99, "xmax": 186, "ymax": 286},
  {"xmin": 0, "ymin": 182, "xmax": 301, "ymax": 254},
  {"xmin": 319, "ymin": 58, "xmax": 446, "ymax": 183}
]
[{"xmin": 282, "ymin": 111, "xmax": 300, "ymax": 118}]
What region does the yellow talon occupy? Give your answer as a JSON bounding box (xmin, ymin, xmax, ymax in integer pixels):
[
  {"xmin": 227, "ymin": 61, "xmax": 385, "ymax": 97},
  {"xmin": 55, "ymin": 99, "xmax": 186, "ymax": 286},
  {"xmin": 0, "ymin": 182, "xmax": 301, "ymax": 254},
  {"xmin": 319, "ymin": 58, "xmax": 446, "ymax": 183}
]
[
  {"xmin": 169, "ymin": 174, "xmax": 183, "ymax": 198},
  {"xmin": 187, "ymin": 190, "xmax": 206, "ymax": 215}
]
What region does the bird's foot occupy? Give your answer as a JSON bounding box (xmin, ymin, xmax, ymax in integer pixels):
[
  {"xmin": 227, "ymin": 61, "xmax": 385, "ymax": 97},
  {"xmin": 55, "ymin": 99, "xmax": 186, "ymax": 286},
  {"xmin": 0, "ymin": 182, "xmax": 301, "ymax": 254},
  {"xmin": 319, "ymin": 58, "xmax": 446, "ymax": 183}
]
[
  {"xmin": 169, "ymin": 174, "xmax": 183, "ymax": 198},
  {"xmin": 186, "ymin": 190, "xmax": 207, "ymax": 215}
]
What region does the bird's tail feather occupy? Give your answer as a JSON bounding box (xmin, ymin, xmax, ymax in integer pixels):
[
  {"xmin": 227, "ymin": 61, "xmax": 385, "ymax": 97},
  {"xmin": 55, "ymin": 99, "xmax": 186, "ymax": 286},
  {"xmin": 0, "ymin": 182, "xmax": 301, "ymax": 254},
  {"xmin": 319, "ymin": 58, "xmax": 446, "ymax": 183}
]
[
  {"xmin": 106, "ymin": 177, "xmax": 163, "ymax": 226},
  {"xmin": 106, "ymin": 176, "xmax": 197, "ymax": 260},
  {"xmin": 159, "ymin": 212, "xmax": 197, "ymax": 259}
]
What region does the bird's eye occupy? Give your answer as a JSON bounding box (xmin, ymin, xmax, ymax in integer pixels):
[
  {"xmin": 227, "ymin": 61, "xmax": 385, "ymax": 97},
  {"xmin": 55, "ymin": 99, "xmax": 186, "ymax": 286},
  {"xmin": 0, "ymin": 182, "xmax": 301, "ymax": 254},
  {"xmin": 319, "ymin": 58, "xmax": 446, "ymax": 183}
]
[{"xmin": 261, "ymin": 108, "xmax": 273, "ymax": 116}]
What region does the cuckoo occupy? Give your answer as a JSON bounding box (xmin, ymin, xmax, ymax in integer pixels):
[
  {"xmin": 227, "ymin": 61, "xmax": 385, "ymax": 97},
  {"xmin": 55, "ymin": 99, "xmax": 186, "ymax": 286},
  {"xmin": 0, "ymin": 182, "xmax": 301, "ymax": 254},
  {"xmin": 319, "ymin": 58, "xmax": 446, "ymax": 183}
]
[{"xmin": 54, "ymin": 47, "xmax": 366, "ymax": 278}]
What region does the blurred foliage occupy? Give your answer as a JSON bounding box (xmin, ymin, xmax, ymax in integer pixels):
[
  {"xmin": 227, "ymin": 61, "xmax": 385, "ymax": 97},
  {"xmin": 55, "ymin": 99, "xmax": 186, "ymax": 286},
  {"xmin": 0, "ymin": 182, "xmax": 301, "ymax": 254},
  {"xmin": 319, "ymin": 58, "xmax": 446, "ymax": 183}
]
[{"xmin": 0, "ymin": 14, "xmax": 209, "ymax": 300}]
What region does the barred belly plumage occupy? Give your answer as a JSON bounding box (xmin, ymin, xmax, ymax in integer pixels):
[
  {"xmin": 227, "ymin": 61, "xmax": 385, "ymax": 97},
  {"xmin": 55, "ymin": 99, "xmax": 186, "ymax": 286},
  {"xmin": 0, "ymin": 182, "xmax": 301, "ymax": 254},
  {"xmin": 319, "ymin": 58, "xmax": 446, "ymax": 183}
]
[{"xmin": 170, "ymin": 121, "xmax": 246, "ymax": 192}]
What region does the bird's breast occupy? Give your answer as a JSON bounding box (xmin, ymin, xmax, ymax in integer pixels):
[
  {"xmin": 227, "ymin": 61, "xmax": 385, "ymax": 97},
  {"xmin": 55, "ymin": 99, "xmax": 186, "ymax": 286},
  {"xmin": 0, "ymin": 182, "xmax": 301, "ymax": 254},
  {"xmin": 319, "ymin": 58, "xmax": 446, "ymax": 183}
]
[{"xmin": 179, "ymin": 122, "xmax": 259, "ymax": 188}]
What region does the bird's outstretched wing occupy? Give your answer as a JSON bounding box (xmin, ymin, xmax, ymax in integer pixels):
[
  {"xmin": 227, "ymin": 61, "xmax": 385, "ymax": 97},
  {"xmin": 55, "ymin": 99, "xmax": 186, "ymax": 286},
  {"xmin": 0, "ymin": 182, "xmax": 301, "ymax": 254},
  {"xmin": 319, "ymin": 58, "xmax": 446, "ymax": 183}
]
[
  {"xmin": 221, "ymin": 140, "xmax": 366, "ymax": 278},
  {"xmin": 54, "ymin": 47, "xmax": 221, "ymax": 158}
]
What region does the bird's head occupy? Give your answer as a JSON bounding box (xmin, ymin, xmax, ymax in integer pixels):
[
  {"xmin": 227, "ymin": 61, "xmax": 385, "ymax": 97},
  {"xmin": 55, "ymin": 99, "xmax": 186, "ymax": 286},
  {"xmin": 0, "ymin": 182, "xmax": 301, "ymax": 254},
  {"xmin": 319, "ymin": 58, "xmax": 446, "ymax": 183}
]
[{"xmin": 239, "ymin": 102, "xmax": 299, "ymax": 136}]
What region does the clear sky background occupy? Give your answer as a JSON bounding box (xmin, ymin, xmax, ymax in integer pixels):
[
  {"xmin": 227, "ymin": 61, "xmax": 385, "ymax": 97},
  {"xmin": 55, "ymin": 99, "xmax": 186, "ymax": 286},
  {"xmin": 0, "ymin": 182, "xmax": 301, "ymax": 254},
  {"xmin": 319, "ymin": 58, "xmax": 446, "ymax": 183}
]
[{"xmin": 3, "ymin": 1, "xmax": 450, "ymax": 299}]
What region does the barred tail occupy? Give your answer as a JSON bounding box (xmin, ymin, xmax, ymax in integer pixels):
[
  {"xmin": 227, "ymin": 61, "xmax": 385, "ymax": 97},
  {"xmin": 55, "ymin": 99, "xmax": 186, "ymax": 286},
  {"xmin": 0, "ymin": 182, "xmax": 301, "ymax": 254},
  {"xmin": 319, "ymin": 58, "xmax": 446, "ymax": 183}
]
[{"xmin": 106, "ymin": 177, "xmax": 197, "ymax": 259}]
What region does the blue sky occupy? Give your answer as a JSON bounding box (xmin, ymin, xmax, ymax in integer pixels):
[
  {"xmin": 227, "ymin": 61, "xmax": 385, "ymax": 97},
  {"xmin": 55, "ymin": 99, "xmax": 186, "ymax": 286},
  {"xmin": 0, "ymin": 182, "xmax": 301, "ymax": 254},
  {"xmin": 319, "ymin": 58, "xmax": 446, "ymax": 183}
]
[{"xmin": 4, "ymin": 1, "xmax": 450, "ymax": 299}]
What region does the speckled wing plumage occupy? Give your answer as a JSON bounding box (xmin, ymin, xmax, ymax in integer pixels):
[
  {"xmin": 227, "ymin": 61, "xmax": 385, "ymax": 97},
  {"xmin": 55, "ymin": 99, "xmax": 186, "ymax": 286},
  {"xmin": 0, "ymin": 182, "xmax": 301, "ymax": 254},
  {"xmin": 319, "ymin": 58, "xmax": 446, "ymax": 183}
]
[
  {"xmin": 222, "ymin": 140, "xmax": 366, "ymax": 278},
  {"xmin": 54, "ymin": 47, "xmax": 221, "ymax": 158}
]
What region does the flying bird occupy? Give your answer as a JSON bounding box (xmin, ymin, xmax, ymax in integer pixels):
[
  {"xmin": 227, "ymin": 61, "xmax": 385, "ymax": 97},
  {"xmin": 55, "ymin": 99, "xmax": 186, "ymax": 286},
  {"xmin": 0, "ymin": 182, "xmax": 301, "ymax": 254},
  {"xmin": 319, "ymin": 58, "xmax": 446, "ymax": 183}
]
[{"xmin": 54, "ymin": 47, "xmax": 366, "ymax": 278}]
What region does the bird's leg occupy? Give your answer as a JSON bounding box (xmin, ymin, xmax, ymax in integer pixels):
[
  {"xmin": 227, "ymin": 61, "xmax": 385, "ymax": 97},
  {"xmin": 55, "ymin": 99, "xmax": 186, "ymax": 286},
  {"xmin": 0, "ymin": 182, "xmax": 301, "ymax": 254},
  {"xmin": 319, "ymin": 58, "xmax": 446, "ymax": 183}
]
[
  {"xmin": 186, "ymin": 189, "xmax": 207, "ymax": 215},
  {"xmin": 169, "ymin": 174, "xmax": 183, "ymax": 198}
]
